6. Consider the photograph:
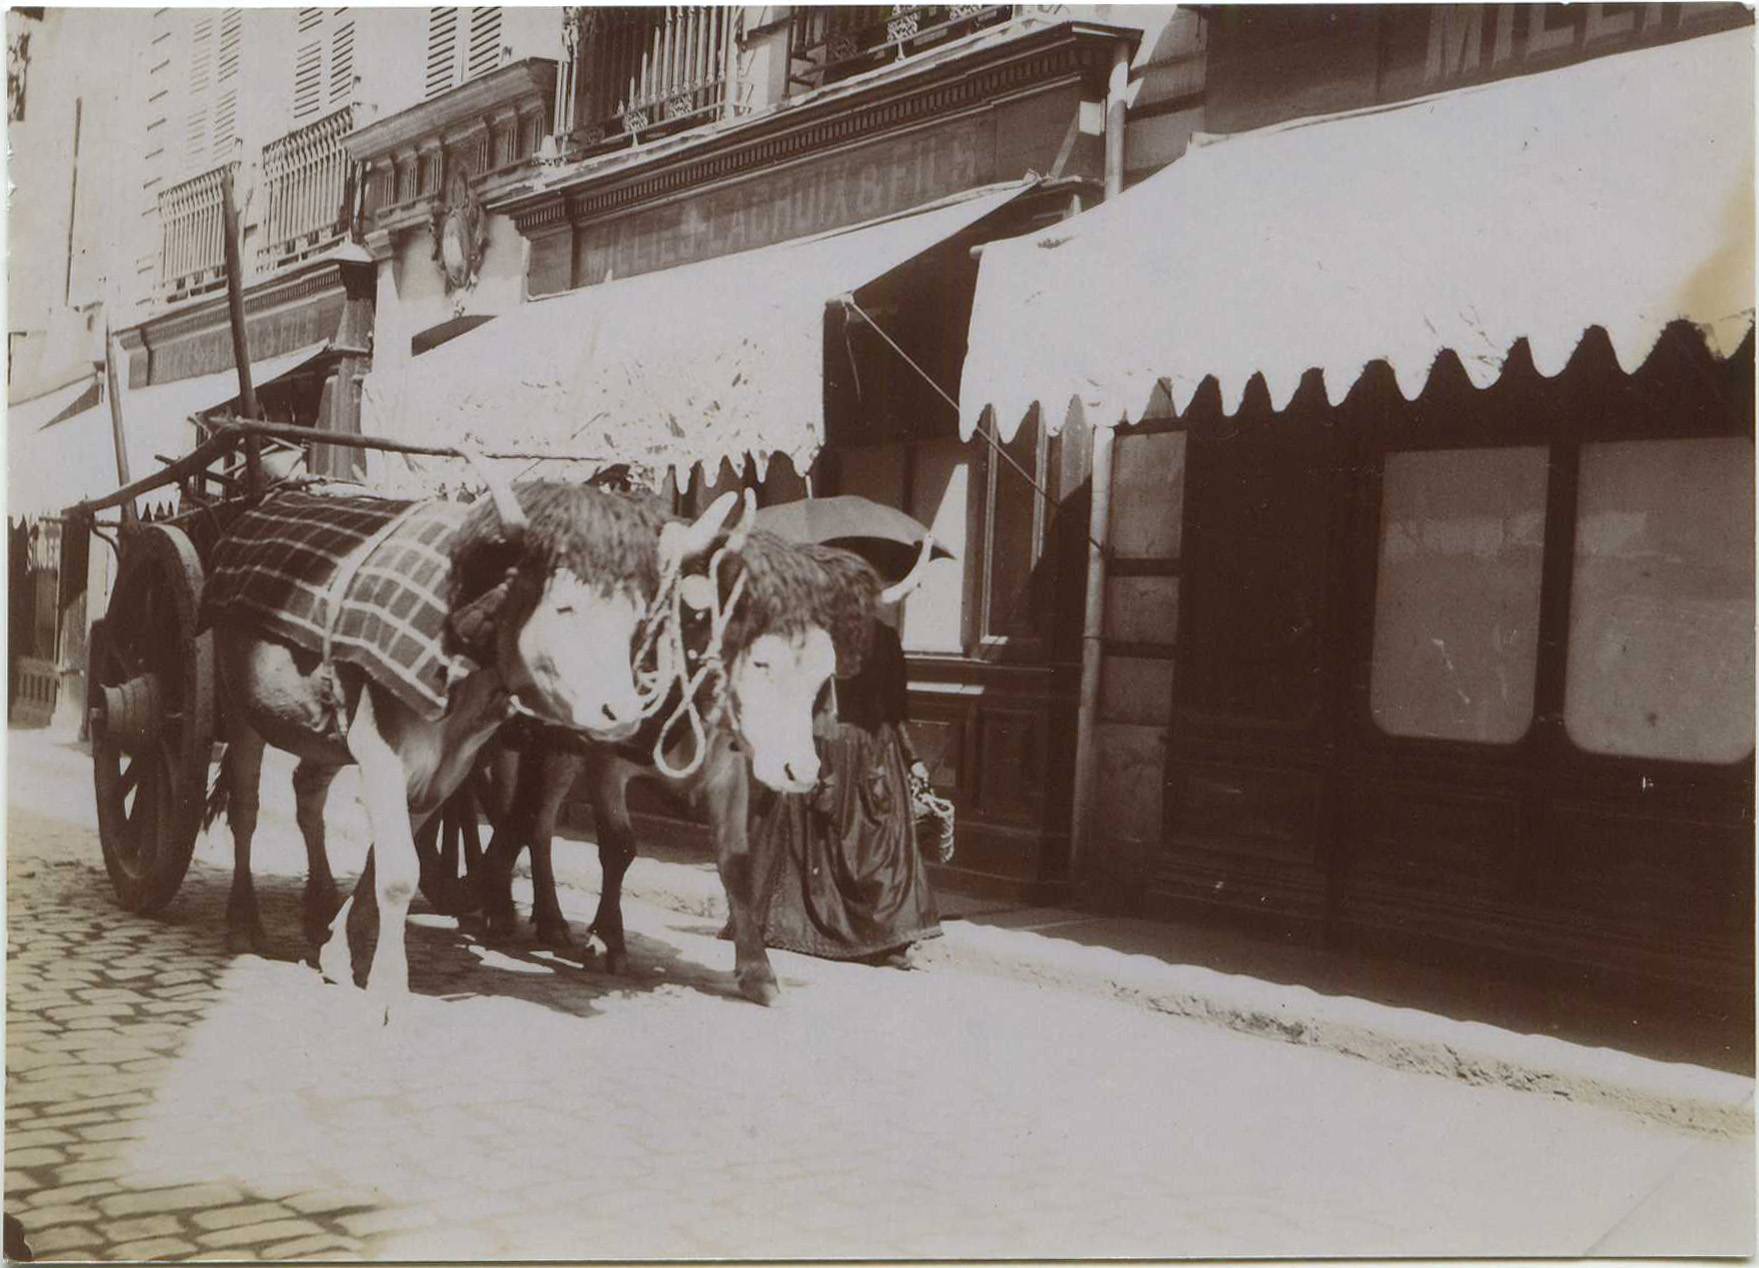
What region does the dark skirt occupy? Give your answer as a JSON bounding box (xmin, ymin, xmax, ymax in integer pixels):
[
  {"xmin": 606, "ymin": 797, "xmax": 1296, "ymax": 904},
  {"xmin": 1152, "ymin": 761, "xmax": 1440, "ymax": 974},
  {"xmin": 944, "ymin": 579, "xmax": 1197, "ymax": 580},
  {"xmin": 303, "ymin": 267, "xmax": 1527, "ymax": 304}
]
[{"xmin": 755, "ymin": 719, "xmax": 941, "ymax": 961}]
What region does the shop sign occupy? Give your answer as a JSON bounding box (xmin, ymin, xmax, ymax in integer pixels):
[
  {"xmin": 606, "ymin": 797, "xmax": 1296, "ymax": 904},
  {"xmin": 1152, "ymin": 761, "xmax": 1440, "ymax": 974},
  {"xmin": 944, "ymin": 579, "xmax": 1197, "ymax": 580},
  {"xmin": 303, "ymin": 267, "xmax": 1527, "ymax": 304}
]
[
  {"xmin": 1415, "ymin": 2, "xmax": 1748, "ymax": 90},
  {"xmin": 573, "ymin": 112, "xmax": 996, "ymax": 286}
]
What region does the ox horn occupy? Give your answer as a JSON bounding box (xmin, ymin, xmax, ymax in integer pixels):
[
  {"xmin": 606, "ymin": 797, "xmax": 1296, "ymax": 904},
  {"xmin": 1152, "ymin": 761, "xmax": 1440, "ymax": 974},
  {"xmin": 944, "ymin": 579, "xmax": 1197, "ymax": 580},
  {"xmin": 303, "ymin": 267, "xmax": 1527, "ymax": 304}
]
[
  {"xmin": 455, "ymin": 441, "xmax": 528, "ymax": 533},
  {"xmin": 662, "ymin": 489, "xmax": 739, "ymax": 568},
  {"xmin": 723, "ymin": 487, "xmax": 758, "ymax": 552},
  {"xmin": 879, "ymin": 536, "xmax": 936, "ymax": 606}
]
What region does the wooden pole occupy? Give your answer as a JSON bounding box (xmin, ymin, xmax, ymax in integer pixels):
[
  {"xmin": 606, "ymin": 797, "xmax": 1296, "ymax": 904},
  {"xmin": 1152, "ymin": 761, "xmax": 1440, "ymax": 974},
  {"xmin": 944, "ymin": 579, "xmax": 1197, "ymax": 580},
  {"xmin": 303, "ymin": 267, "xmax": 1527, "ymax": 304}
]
[
  {"xmin": 218, "ymin": 157, "xmax": 262, "ymax": 493},
  {"xmin": 102, "ymin": 329, "xmax": 136, "ymax": 526},
  {"xmin": 1068, "ymin": 37, "xmax": 1132, "ymax": 888}
]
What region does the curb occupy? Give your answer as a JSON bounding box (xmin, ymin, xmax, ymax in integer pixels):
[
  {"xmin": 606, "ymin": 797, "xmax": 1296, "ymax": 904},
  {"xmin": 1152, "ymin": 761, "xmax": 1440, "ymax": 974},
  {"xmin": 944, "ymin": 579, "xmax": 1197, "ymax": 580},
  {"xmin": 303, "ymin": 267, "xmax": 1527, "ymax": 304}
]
[{"xmin": 600, "ymin": 853, "xmax": 1755, "ymax": 1139}]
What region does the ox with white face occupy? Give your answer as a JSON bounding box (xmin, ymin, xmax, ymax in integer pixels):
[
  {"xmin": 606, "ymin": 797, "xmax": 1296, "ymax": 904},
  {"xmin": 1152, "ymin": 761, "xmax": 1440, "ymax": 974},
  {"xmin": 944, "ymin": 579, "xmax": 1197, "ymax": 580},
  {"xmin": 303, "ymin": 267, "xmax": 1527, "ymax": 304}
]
[
  {"xmin": 513, "ymin": 570, "xmax": 646, "ymax": 740},
  {"xmin": 729, "ymin": 626, "xmax": 837, "ymax": 794}
]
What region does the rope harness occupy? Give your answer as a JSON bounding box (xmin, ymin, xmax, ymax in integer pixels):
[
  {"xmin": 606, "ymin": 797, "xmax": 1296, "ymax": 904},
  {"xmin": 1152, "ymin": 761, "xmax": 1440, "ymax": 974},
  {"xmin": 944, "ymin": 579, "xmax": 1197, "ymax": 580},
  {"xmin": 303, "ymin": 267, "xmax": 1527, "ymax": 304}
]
[{"xmin": 506, "ymin": 536, "xmax": 750, "ymax": 782}]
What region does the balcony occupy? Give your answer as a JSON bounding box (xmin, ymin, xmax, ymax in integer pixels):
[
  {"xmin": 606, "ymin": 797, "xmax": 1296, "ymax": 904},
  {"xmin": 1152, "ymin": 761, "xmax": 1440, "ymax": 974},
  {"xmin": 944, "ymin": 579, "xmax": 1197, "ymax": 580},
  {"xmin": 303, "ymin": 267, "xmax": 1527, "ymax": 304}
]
[
  {"xmin": 157, "ymin": 164, "xmax": 233, "ymax": 305},
  {"xmin": 259, "ymin": 104, "xmax": 355, "ymax": 273},
  {"xmin": 787, "ymin": 5, "xmax": 1015, "ymax": 92},
  {"xmin": 558, "ymin": 6, "xmax": 742, "ymax": 152}
]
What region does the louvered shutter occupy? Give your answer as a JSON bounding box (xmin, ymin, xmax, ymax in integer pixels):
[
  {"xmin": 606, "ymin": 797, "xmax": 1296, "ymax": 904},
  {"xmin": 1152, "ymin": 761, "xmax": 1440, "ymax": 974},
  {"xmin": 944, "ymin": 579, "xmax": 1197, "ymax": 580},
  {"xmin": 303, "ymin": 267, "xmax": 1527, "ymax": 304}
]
[
  {"xmin": 293, "ymin": 8, "xmax": 353, "ymax": 122},
  {"xmin": 328, "ymin": 12, "xmax": 355, "ymax": 110},
  {"xmin": 425, "ymin": 7, "xmax": 459, "ymax": 99},
  {"xmin": 293, "ymin": 7, "xmax": 324, "ymax": 120},
  {"xmin": 184, "ymin": 15, "xmax": 212, "ymax": 168},
  {"xmin": 426, "ymin": 8, "xmax": 503, "ymax": 99},
  {"xmin": 211, "ymin": 8, "xmax": 241, "ymax": 161},
  {"xmin": 465, "ymin": 7, "xmax": 502, "ymax": 80}
]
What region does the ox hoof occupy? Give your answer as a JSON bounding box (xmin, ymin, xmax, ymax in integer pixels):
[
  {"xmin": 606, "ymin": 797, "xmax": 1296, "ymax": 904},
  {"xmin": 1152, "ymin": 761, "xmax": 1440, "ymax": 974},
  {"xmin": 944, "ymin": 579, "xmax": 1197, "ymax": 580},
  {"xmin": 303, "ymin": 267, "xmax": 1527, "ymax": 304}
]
[
  {"xmin": 481, "ymin": 912, "xmax": 520, "ymax": 945},
  {"xmin": 603, "ymin": 947, "xmax": 629, "ymax": 976},
  {"xmin": 737, "ymin": 973, "xmax": 781, "ymax": 1007},
  {"xmin": 316, "ymin": 936, "xmax": 355, "ymax": 989},
  {"xmin": 534, "ymin": 921, "xmax": 577, "ymax": 951}
]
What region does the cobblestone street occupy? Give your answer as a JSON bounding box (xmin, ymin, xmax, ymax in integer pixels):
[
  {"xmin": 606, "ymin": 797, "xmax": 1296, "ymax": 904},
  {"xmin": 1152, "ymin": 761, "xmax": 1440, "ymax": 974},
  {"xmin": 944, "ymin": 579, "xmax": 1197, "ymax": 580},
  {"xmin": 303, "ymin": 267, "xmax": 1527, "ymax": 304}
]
[{"xmin": 6, "ymin": 735, "xmax": 1753, "ymax": 1260}]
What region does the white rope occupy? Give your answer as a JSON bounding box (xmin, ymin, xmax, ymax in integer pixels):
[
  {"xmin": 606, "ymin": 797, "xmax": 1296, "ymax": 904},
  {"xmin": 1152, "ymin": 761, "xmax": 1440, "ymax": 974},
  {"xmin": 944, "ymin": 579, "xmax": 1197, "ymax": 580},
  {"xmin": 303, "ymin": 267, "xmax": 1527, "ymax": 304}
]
[
  {"xmin": 646, "ymin": 540, "xmax": 749, "ymax": 780},
  {"xmin": 507, "ymin": 539, "xmax": 750, "ymax": 782}
]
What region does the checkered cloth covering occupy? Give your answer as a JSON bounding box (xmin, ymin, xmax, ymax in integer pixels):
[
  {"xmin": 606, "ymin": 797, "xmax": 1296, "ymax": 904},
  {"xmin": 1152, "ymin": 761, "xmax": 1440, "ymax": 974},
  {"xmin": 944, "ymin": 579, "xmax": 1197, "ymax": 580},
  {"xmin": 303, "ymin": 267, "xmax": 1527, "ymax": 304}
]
[{"xmin": 202, "ymin": 490, "xmax": 474, "ymax": 720}]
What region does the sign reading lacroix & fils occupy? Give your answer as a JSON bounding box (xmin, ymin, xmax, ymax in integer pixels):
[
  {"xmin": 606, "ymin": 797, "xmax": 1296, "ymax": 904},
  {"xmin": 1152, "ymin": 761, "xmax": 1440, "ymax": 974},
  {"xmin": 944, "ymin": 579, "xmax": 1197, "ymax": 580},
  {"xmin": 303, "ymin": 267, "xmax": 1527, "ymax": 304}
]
[{"xmin": 572, "ymin": 113, "xmax": 997, "ymax": 287}]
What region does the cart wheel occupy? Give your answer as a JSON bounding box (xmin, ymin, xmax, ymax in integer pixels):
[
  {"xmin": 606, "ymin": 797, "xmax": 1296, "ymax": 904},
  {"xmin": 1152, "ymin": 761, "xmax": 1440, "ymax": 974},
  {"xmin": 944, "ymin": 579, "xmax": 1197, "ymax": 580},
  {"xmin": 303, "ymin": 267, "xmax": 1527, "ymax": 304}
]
[{"xmin": 88, "ymin": 524, "xmax": 217, "ymax": 912}]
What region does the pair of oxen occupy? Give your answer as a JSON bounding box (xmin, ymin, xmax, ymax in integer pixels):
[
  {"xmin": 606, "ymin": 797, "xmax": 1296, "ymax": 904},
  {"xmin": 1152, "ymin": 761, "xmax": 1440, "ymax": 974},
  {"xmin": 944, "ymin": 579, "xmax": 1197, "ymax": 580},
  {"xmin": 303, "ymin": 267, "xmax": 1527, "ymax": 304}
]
[{"xmin": 209, "ymin": 478, "xmax": 920, "ymax": 1023}]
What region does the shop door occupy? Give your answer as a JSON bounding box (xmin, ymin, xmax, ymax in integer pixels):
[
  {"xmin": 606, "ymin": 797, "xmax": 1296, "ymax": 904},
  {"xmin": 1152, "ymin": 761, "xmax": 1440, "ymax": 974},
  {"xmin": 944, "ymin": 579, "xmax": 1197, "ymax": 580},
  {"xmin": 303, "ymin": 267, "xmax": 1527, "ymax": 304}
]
[{"xmin": 1158, "ymin": 391, "xmax": 1348, "ymax": 935}]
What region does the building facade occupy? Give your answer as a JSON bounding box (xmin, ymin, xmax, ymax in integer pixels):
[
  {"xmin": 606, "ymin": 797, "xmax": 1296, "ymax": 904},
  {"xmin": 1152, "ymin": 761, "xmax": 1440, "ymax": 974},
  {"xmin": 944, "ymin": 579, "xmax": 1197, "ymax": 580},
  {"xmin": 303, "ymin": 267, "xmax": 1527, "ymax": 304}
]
[{"xmin": 991, "ymin": 3, "xmax": 1755, "ymax": 1026}]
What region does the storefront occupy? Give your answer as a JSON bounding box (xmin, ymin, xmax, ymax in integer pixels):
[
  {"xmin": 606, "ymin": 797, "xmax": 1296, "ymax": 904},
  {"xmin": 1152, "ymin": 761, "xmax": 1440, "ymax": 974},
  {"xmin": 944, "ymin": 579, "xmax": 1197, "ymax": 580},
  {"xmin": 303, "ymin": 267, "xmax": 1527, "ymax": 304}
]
[
  {"xmin": 959, "ymin": 29, "xmax": 1755, "ymax": 1012},
  {"xmin": 358, "ymin": 15, "xmax": 1140, "ymax": 899}
]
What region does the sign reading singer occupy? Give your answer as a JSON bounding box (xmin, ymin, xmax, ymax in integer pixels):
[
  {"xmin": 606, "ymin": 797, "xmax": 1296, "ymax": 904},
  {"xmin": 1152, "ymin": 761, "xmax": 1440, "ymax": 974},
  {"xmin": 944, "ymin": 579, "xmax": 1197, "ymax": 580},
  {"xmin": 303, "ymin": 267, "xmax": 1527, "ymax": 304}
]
[{"xmin": 573, "ymin": 114, "xmax": 997, "ymax": 287}]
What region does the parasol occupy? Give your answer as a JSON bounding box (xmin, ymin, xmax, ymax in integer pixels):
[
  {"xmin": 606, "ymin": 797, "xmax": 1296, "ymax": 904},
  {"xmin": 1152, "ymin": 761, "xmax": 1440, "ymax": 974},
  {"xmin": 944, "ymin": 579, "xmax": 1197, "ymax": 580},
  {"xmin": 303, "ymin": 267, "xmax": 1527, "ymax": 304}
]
[{"xmin": 752, "ymin": 495, "xmax": 954, "ymax": 584}]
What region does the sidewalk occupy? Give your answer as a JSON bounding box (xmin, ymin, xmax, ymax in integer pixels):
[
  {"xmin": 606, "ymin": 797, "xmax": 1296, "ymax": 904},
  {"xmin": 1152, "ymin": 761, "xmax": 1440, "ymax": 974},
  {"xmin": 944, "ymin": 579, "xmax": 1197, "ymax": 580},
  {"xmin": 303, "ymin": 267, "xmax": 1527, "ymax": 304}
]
[
  {"xmin": 9, "ymin": 724, "xmax": 1754, "ymax": 1140},
  {"xmin": 551, "ymin": 824, "xmax": 1754, "ymax": 1138}
]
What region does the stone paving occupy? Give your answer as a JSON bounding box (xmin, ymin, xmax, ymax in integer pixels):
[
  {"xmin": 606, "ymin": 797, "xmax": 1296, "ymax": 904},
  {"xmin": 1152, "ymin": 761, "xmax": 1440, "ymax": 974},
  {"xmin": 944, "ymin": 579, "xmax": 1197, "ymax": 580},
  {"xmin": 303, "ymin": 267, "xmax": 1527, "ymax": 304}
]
[{"xmin": 5, "ymin": 736, "xmax": 1755, "ymax": 1260}]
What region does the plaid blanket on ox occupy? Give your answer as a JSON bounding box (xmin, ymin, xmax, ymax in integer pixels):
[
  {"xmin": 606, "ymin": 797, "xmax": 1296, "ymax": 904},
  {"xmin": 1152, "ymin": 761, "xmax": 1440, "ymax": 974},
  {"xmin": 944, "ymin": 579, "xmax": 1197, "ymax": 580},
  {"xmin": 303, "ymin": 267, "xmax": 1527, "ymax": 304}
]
[{"xmin": 202, "ymin": 490, "xmax": 474, "ymax": 720}]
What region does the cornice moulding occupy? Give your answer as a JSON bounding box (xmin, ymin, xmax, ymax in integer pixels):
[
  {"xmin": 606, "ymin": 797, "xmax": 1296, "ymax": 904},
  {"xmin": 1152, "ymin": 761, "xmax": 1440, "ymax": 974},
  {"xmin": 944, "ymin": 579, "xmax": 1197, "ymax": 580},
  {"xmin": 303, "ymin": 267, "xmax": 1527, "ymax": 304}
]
[{"xmin": 346, "ymin": 59, "xmax": 558, "ymax": 164}]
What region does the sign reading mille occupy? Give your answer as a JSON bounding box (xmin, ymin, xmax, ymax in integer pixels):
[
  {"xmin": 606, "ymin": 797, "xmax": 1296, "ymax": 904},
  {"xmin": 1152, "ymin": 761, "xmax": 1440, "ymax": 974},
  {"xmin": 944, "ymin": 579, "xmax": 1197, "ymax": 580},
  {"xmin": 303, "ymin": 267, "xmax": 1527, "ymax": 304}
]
[{"xmin": 572, "ymin": 114, "xmax": 996, "ymax": 286}]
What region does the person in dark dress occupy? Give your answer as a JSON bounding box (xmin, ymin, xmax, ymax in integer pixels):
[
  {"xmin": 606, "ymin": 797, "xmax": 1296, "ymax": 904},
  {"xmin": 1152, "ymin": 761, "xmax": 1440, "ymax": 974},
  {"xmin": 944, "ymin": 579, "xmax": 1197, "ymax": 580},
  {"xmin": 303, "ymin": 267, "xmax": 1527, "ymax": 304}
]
[{"xmin": 752, "ymin": 607, "xmax": 942, "ymax": 965}]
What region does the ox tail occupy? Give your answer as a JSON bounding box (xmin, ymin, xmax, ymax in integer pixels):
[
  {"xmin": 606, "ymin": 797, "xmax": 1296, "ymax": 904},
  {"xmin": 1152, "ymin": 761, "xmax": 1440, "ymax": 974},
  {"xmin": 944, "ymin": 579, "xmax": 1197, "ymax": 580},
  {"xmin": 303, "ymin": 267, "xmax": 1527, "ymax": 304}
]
[{"xmin": 203, "ymin": 745, "xmax": 232, "ymax": 831}]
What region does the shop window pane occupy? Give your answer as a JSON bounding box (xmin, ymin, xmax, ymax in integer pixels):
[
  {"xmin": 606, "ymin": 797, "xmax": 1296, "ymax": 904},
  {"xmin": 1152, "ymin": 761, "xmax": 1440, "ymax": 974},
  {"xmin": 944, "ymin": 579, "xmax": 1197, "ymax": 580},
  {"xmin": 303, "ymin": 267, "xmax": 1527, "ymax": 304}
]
[
  {"xmin": 982, "ymin": 412, "xmax": 1042, "ymax": 644},
  {"xmin": 1369, "ymin": 447, "xmax": 1547, "ymax": 743},
  {"xmin": 1565, "ymin": 437, "xmax": 1755, "ymax": 764},
  {"xmin": 901, "ymin": 439, "xmax": 968, "ymax": 655}
]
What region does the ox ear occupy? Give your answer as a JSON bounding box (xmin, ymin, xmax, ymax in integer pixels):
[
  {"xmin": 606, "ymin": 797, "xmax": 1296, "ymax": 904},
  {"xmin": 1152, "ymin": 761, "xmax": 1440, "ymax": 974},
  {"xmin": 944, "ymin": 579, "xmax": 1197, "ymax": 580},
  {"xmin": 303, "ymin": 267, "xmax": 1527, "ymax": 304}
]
[
  {"xmin": 660, "ymin": 490, "xmax": 738, "ymax": 568},
  {"xmin": 448, "ymin": 568, "xmax": 517, "ymax": 662}
]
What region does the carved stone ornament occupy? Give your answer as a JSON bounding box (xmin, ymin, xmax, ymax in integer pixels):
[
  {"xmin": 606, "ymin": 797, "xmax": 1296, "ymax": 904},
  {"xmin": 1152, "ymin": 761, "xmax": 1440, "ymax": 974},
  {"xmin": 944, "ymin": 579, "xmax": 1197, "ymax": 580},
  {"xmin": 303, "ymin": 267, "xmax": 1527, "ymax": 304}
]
[{"xmin": 430, "ymin": 162, "xmax": 489, "ymax": 295}]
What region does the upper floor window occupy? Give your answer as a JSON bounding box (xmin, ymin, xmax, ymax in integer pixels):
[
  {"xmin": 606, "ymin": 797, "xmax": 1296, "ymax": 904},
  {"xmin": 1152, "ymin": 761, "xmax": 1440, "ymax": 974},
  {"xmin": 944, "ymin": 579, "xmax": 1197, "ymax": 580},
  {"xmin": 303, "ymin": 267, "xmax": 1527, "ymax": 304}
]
[
  {"xmin": 292, "ymin": 7, "xmax": 356, "ymax": 122},
  {"xmin": 184, "ymin": 8, "xmax": 242, "ymax": 172},
  {"xmin": 786, "ymin": 6, "xmax": 1014, "ymax": 93},
  {"xmin": 425, "ymin": 7, "xmax": 504, "ymax": 101},
  {"xmin": 557, "ymin": 7, "xmax": 740, "ymax": 150}
]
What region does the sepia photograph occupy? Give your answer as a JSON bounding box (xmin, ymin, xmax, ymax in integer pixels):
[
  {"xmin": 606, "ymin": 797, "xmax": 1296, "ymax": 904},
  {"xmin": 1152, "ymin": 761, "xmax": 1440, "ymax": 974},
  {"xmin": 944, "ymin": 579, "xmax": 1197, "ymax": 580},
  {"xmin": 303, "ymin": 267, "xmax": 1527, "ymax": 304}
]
[{"xmin": 3, "ymin": 1, "xmax": 1754, "ymax": 1261}]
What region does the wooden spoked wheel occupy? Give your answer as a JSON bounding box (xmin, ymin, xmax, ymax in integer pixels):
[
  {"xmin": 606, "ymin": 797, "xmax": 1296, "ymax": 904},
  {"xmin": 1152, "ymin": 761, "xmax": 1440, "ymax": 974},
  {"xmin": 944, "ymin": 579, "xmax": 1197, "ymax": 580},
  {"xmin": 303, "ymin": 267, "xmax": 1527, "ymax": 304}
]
[{"xmin": 89, "ymin": 524, "xmax": 217, "ymax": 912}]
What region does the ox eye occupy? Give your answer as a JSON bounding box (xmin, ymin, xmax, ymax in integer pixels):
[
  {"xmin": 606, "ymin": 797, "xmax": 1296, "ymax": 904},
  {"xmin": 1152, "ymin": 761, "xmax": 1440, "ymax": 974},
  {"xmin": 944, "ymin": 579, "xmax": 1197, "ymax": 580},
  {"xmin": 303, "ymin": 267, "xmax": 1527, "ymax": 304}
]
[
  {"xmin": 554, "ymin": 601, "xmax": 576, "ymax": 615},
  {"xmin": 750, "ymin": 659, "xmax": 771, "ymax": 672}
]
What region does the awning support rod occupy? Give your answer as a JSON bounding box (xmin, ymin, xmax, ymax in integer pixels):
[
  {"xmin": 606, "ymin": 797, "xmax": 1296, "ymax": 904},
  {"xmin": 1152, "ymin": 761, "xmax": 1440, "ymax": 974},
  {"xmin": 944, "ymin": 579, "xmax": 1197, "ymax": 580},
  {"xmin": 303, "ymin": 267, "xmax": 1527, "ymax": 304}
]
[{"xmin": 837, "ymin": 295, "xmax": 1106, "ymax": 559}]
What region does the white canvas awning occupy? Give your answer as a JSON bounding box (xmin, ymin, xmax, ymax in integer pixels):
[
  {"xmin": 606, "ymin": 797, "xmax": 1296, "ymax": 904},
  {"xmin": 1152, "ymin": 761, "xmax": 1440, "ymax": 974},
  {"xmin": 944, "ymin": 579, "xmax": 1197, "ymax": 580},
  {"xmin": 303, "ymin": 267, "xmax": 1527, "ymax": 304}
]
[
  {"xmin": 359, "ymin": 180, "xmax": 1034, "ymax": 492},
  {"xmin": 961, "ymin": 28, "xmax": 1756, "ymax": 440},
  {"xmin": 8, "ymin": 342, "xmax": 331, "ymax": 519},
  {"xmin": 6, "ymin": 373, "xmax": 99, "ymax": 433}
]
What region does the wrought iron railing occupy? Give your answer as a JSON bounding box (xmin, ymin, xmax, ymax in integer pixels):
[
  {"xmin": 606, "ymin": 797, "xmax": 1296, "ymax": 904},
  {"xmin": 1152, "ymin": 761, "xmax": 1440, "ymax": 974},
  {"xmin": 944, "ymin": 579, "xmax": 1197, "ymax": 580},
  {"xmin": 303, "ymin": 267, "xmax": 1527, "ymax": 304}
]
[
  {"xmin": 787, "ymin": 5, "xmax": 1013, "ymax": 91},
  {"xmin": 560, "ymin": 6, "xmax": 742, "ymax": 150},
  {"xmin": 157, "ymin": 164, "xmax": 233, "ymax": 303},
  {"xmin": 259, "ymin": 104, "xmax": 356, "ymax": 273}
]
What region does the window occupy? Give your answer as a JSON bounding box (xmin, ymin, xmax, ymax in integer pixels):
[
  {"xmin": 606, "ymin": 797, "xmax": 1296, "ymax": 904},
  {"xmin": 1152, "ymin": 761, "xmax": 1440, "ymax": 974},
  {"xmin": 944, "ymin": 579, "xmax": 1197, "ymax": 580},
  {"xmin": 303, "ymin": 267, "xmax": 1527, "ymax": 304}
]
[
  {"xmin": 979, "ymin": 411, "xmax": 1044, "ymax": 650},
  {"xmin": 179, "ymin": 8, "xmax": 239, "ymax": 171},
  {"xmin": 425, "ymin": 7, "xmax": 501, "ymax": 100},
  {"xmin": 1369, "ymin": 447, "xmax": 1547, "ymax": 743},
  {"xmin": 291, "ymin": 7, "xmax": 354, "ymax": 122},
  {"xmin": 1564, "ymin": 437, "xmax": 1755, "ymax": 764},
  {"xmin": 902, "ymin": 439, "xmax": 971, "ymax": 656}
]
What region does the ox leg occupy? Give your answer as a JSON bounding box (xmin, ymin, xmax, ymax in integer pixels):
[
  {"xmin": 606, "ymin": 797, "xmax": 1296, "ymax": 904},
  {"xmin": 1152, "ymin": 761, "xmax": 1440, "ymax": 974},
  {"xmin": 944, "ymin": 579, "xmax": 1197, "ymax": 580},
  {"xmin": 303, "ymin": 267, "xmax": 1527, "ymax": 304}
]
[
  {"xmin": 222, "ymin": 722, "xmax": 269, "ymax": 955},
  {"xmin": 344, "ymin": 689, "xmax": 420, "ymax": 1023},
  {"xmin": 292, "ymin": 760, "xmax": 343, "ymax": 948},
  {"xmin": 707, "ymin": 748, "xmax": 779, "ymax": 1005},
  {"xmin": 585, "ymin": 754, "xmax": 638, "ymax": 974},
  {"xmin": 527, "ymin": 749, "xmax": 583, "ymax": 949},
  {"xmin": 475, "ymin": 754, "xmax": 529, "ymax": 943}
]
